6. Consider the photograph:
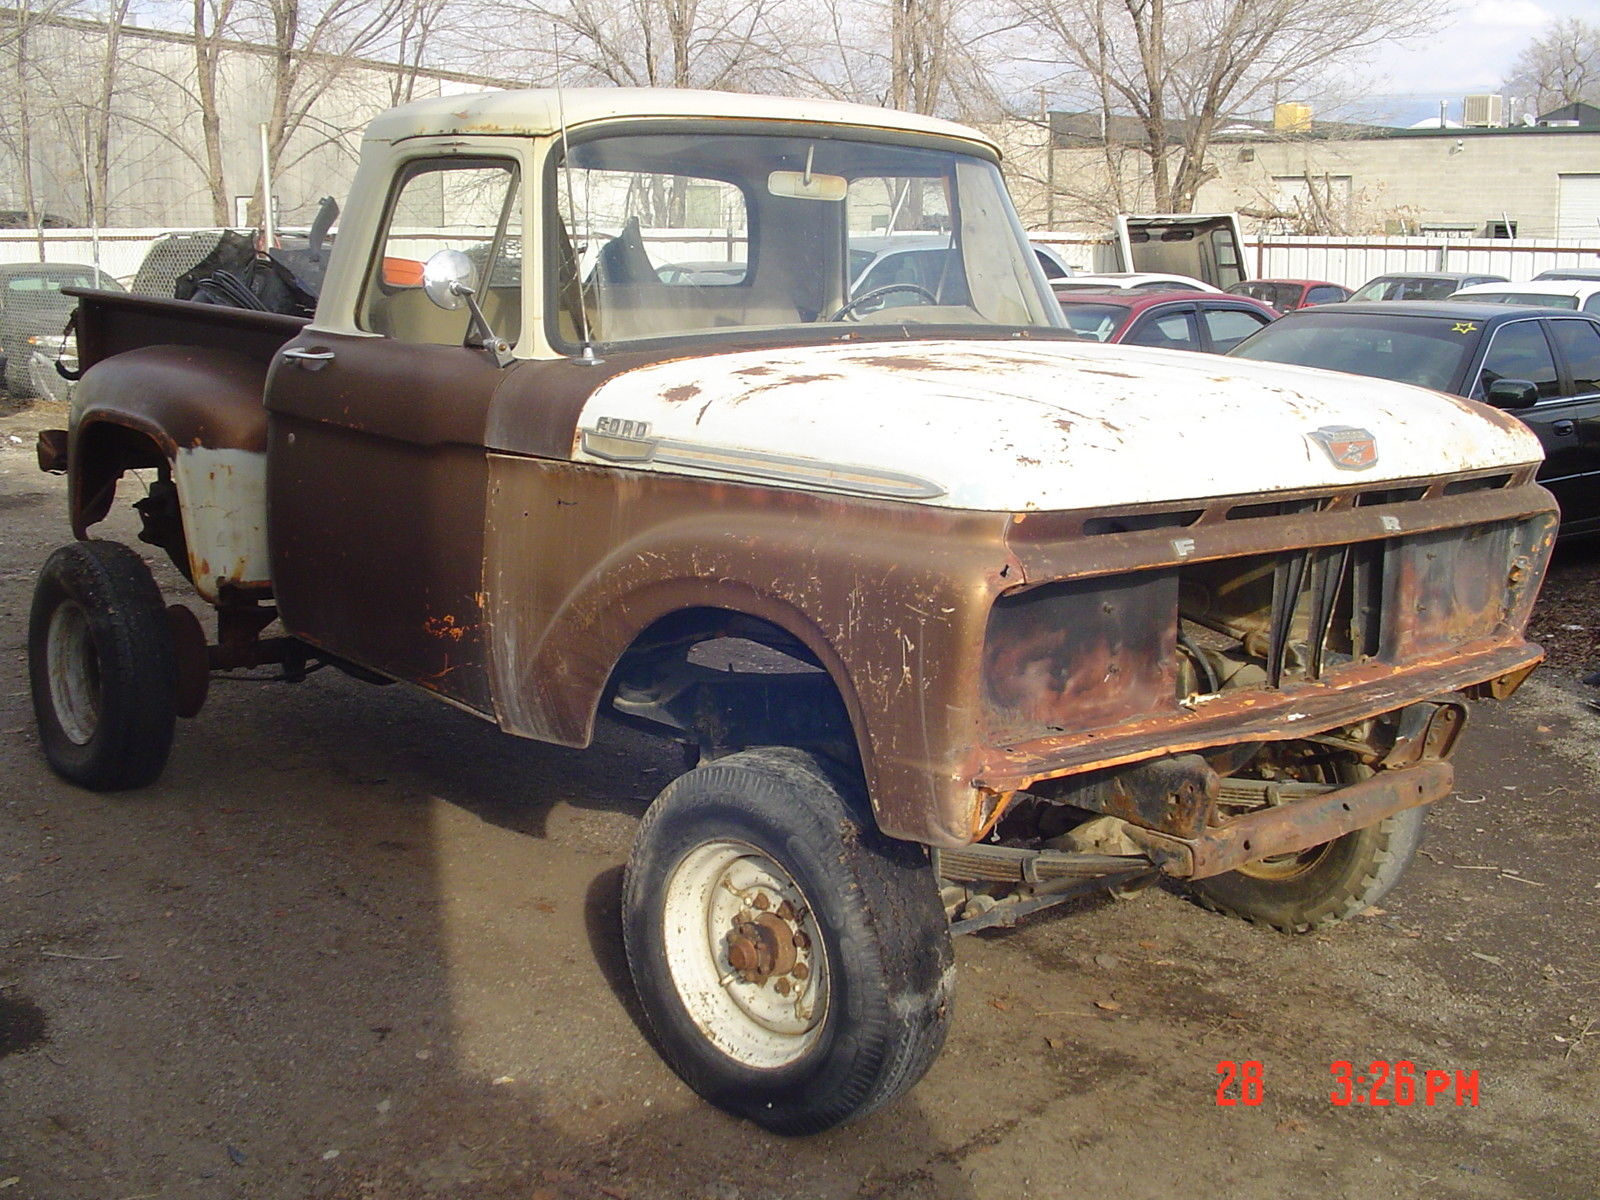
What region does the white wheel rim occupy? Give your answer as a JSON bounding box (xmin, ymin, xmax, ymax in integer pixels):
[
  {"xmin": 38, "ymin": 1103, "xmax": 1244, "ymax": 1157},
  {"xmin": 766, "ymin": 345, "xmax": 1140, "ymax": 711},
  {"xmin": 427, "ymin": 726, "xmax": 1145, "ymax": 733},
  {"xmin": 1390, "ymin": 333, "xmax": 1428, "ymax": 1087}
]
[
  {"xmin": 46, "ymin": 600, "xmax": 99, "ymax": 745},
  {"xmin": 660, "ymin": 840, "xmax": 829, "ymax": 1069}
]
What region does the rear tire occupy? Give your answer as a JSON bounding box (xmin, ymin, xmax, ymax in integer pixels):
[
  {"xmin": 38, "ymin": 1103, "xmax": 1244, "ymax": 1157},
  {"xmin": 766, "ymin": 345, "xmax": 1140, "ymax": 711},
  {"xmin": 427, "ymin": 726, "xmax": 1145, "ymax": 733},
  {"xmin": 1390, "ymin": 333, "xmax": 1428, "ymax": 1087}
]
[
  {"xmin": 29, "ymin": 540, "xmax": 178, "ymax": 790},
  {"xmin": 622, "ymin": 747, "xmax": 953, "ymax": 1134}
]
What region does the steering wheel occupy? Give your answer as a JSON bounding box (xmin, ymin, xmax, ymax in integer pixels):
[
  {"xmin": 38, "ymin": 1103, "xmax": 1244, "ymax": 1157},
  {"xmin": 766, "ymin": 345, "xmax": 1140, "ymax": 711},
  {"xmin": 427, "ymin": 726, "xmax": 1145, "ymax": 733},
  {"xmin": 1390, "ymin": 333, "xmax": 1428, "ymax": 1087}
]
[{"xmin": 829, "ymin": 283, "xmax": 939, "ymax": 322}]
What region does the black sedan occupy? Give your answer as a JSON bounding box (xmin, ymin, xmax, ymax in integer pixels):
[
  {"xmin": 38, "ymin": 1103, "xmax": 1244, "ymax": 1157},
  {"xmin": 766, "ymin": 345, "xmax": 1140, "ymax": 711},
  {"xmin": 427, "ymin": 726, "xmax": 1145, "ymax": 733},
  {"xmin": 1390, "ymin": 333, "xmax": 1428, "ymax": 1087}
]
[{"xmin": 1228, "ymin": 301, "xmax": 1600, "ymax": 535}]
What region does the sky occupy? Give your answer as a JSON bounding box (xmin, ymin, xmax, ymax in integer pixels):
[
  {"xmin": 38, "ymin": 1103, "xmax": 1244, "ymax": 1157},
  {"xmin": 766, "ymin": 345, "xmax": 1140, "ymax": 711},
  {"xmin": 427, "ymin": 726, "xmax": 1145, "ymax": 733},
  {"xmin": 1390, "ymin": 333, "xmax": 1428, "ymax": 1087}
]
[{"xmin": 1347, "ymin": 0, "xmax": 1593, "ymax": 125}]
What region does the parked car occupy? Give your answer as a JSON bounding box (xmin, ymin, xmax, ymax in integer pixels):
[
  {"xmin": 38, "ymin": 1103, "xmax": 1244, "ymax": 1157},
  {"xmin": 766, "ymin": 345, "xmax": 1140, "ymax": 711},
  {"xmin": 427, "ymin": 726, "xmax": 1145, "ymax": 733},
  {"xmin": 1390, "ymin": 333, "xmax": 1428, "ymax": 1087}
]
[
  {"xmin": 1056, "ymin": 291, "xmax": 1277, "ymax": 352},
  {"xmin": 1533, "ymin": 268, "xmax": 1600, "ymax": 282},
  {"xmin": 1052, "ymin": 271, "xmax": 1220, "ymax": 294},
  {"xmin": 0, "ymin": 262, "xmax": 121, "ymax": 398},
  {"xmin": 1226, "ymin": 278, "xmax": 1350, "ymax": 313},
  {"xmin": 848, "ymin": 234, "xmax": 1073, "ymax": 298},
  {"xmin": 1229, "ymin": 300, "xmax": 1600, "ymax": 535},
  {"xmin": 1449, "ymin": 280, "xmax": 1600, "ymax": 314},
  {"xmin": 1348, "ymin": 271, "xmax": 1506, "ymax": 302}
]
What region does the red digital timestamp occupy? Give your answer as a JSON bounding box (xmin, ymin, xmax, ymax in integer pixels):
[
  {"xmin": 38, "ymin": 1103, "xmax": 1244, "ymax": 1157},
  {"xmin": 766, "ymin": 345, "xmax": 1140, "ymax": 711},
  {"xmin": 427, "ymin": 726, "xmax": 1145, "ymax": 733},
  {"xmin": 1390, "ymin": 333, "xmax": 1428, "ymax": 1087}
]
[{"xmin": 1215, "ymin": 1060, "xmax": 1480, "ymax": 1107}]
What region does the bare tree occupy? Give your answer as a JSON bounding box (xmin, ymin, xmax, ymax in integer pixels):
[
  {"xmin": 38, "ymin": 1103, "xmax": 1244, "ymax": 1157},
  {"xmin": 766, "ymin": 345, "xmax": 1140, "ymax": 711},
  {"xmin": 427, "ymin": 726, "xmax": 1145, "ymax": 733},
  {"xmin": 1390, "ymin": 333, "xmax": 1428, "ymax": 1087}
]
[
  {"xmin": 0, "ymin": 0, "xmax": 80, "ymax": 253},
  {"xmin": 484, "ymin": 0, "xmax": 812, "ymax": 93},
  {"xmin": 1503, "ymin": 17, "xmax": 1600, "ymax": 117},
  {"xmin": 1012, "ymin": 0, "xmax": 1449, "ymax": 212}
]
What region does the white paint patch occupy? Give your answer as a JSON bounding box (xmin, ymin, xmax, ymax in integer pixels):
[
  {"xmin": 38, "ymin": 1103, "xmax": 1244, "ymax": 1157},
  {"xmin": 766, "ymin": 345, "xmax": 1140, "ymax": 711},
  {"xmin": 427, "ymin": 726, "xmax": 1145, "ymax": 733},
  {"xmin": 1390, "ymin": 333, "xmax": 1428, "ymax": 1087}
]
[
  {"xmin": 573, "ymin": 340, "xmax": 1542, "ymax": 512},
  {"xmin": 172, "ymin": 447, "xmax": 271, "ymax": 603}
]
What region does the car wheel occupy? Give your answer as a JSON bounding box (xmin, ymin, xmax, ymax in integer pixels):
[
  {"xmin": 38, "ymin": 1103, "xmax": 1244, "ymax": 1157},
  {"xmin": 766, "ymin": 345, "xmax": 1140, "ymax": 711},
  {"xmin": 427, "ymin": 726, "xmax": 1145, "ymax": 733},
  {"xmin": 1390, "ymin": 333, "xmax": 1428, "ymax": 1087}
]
[
  {"xmin": 1188, "ymin": 755, "xmax": 1426, "ymax": 933},
  {"xmin": 29, "ymin": 540, "xmax": 178, "ymax": 790},
  {"xmin": 622, "ymin": 746, "xmax": 953, "ymax": 1134}
]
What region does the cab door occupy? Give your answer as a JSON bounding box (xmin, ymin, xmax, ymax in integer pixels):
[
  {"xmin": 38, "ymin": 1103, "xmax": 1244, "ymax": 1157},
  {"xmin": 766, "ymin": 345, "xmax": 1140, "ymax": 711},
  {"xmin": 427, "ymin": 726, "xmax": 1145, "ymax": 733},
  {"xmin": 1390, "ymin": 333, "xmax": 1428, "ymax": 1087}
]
[
  {"xmin": 265, "ymin": 154, "xmax": 526, "ymax": 712},
  {"xmin": 1475, "ymin": 317, "xmax": 1600, "ymax": 534},
  {"xmin": 1543, "ymin": 317, "xmax": 1600, "ymax": 534}
]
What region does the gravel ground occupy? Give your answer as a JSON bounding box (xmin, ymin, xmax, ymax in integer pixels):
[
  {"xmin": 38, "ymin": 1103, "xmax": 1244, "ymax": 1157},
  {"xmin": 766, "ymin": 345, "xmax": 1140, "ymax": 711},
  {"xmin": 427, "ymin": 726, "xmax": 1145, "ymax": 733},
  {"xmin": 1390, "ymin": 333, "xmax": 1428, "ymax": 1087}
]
[{"xmin": 1, "ymin": 399, "xmax": 1597, "ymax": 1200}]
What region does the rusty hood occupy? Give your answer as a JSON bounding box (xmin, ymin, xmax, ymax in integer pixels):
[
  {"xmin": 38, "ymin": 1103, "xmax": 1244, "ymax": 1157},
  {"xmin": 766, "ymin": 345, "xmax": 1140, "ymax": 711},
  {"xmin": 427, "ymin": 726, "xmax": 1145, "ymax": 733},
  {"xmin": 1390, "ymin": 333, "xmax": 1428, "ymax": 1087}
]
[{"xmin": 568, "ymin": 339, "xmax": 1541, "ymax": 510}]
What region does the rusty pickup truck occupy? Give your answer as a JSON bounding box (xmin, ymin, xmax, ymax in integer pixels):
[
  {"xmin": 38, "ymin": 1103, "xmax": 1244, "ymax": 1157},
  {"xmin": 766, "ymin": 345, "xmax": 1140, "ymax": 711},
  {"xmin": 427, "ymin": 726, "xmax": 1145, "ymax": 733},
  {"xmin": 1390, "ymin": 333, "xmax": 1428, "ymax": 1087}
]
[{"xmin": 30, "ymin": 88, "xmax": 1554, "ymax": 1134}]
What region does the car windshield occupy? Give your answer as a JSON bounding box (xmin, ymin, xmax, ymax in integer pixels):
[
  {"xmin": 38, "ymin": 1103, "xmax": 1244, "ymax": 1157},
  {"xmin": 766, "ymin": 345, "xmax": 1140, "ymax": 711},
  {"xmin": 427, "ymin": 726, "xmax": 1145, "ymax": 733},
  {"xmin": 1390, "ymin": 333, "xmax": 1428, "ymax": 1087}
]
[
  {"xmin": 552, "ymin": 131, "xmax": 1061, "ymax": 347},
  {"xmin": 1229, "ymin": 312, "xmax": 1479, "ymax": 393},
  {"xmin": 5, "ymin": 269, "xmax": 116, "ymax": 292},
  {"xmin": 1231, "ymin": 281, "xmax": 1297, "ymax": 309},
  {"xmin": 1457, "ymin": 291, "xmax": 1579, "ymax": 310},
  {"xmin": 1350, "ymin": 276, "xmax": 1463, "ymax": 302},
  {"xmin": 1056, "ymin": 303, "xmax": 1127, "ymax": 341}
]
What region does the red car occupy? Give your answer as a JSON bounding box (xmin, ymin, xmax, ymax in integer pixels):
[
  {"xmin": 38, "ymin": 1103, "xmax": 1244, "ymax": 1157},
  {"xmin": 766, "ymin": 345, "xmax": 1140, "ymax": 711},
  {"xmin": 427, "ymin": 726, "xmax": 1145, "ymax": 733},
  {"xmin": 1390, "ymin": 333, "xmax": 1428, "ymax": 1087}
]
[
  {"xmin": 1226, "ymin": 278, "xmax": 1351, "ymax": 312},
  {"xmin": 1054, "ymin": 290, "xmax": 1278, "ymax": 353}
]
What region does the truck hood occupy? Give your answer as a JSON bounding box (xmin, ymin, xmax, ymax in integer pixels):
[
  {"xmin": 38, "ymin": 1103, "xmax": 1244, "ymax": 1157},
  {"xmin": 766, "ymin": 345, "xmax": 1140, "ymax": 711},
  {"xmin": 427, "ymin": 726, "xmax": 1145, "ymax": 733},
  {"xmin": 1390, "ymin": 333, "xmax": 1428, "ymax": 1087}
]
[{"xmin": 569, "ymin": 339, "xmax": 1540, "ymax": 511}]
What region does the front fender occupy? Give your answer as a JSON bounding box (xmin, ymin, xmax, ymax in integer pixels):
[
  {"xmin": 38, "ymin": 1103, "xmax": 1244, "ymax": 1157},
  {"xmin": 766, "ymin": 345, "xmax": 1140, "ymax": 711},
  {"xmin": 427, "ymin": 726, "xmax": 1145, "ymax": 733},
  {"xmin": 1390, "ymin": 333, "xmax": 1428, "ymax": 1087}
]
[{"xmin": 70, "ymin": 345, "xmax": 272, "ymax": 600}]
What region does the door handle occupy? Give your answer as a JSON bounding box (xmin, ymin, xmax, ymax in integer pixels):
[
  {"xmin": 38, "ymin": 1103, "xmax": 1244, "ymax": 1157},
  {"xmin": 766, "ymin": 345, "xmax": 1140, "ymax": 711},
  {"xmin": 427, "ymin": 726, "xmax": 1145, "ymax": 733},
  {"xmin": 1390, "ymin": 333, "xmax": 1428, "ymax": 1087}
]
[
  {"xmin": 1553, "ymin": 419, "xmax": 1576, "ymax": 436},
  {"xmin": 282, "ymin": 346, "xmax": 335, "ymax": 371}
]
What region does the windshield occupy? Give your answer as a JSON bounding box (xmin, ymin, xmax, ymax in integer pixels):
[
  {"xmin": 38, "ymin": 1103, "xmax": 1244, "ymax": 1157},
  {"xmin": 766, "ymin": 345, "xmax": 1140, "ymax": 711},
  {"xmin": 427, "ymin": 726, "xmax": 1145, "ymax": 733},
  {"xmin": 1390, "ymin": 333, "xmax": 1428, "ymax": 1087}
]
[
  {"xmin": 552, "ymin": 131, "xmax": 1060, "ymax": 347},
  {"xmin": 1229, "ymin": 312, "xmax": 1479, "ymax": 393},
  {"xmin": 1230, "ymin": 281, "xmax": 1297, "ymax": 310},
  {"xmin": 1055, "ymin": 302, "xmax": 1128, "ymax": 341},
  {"xmin": 1457, "ymin": 291, "xmax": 1579, "ymax": 310},
  {"xmin": 1350, "ymin": 276, "xmax": 1463, "ymax": 302}
]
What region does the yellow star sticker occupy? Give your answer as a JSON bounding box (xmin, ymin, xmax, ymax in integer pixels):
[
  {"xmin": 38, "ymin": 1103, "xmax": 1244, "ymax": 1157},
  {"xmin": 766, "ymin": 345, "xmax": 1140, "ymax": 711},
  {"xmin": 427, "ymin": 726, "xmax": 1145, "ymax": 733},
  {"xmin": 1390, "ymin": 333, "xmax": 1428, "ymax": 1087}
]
[{"xmin": 1452, "ymin": 321, "xmax": 1477, "ymax": 334}]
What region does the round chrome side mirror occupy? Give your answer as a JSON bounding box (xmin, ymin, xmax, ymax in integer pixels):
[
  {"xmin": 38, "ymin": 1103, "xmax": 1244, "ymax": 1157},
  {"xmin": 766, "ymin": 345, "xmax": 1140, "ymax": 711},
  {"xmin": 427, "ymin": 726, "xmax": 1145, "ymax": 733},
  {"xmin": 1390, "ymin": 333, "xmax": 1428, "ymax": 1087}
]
[{"xmin": 421, "ymin": 249, "xmax": 478, "ymax": 311}]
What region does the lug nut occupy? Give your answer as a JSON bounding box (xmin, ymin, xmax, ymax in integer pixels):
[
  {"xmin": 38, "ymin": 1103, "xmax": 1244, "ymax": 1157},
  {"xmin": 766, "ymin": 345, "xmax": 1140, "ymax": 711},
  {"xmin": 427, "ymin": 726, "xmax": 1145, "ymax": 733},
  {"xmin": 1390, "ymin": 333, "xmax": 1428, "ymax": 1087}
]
[
  {"xmin": 753, "ymin": 893, "xmax": 771, "ymax": 911},
  {"xmin": 774, "ymin": 978, "xmax": 792, "ymax": 996},
  {"xmin": 792, "ymin": 962, "xmax": 809, "ymax": 980}
]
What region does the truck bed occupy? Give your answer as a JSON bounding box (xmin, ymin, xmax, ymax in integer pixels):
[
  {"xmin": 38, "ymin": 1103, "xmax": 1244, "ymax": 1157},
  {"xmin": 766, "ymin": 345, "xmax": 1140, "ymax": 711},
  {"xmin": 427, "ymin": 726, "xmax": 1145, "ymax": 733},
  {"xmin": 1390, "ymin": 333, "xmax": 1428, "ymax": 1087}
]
[{"xmin": 65, "ymin": 289, "xmax": 307, "ymax": 375}]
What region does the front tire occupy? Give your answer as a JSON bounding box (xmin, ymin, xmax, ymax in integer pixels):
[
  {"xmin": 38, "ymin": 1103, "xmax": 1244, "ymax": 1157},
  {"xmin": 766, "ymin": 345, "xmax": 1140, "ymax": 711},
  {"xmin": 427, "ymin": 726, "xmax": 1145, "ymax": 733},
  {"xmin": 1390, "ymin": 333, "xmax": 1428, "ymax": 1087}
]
[
  {"xmin": 622, "ymin": 747, "xmax": 953, "ymax": 1134},
  {"xmin": 1189, "ymin": 757, "xmax": 1427, "ymax": 934},
  {"xmin": 29, "ymin": 540, "xmax": 178, "ymax": 790}
]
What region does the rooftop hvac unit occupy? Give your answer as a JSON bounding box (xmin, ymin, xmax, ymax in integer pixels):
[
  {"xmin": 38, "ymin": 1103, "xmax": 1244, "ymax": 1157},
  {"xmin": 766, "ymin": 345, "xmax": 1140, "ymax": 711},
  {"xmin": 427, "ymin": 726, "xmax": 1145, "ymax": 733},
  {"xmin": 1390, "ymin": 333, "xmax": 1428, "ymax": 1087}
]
[{"xmin": 1462, "ymin": 94, "xmax": 1504, "ymax": 128}]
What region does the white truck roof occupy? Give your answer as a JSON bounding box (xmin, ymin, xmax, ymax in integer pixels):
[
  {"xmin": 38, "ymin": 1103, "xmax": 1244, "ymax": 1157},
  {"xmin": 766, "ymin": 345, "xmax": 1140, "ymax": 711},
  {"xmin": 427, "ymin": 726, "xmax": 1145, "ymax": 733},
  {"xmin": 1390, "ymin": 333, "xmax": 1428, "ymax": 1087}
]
[{"xmin": 363, "ymin": 87, "xmax": 997, "ymax": 154}]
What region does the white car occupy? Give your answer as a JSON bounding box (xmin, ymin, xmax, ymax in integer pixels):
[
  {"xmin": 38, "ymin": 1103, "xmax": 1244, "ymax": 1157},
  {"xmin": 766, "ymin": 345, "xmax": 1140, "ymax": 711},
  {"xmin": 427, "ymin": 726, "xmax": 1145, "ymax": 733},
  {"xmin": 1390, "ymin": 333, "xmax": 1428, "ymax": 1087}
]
[
  {"xmin": 848, "ymin": 233, "xmax": 1074, "ymax": 297},
  {"xmin": 1448, "ymin": 279, "xmax": 1600, "ymax": 314},
  {"xmin": 1051, "ymin": 271, "xmax": 1220, "ymax": 294}
]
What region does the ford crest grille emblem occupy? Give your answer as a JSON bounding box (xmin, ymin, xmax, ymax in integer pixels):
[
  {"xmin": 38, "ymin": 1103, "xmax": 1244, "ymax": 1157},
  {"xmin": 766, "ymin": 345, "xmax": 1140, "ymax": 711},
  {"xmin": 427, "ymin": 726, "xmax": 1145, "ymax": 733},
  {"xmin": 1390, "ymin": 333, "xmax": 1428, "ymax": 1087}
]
[{"xmin": 1309, "ymin": 426, "xmax": 1378, "ymax": 471}]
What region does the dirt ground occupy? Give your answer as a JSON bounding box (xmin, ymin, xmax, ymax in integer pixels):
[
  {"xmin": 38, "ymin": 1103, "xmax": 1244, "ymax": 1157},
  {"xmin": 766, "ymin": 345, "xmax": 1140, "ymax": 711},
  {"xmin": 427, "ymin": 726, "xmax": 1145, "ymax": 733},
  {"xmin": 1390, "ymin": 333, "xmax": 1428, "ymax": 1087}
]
[{"xmin": 1, "ymin": 399, "xmax": 1597, "ymax": 1200}]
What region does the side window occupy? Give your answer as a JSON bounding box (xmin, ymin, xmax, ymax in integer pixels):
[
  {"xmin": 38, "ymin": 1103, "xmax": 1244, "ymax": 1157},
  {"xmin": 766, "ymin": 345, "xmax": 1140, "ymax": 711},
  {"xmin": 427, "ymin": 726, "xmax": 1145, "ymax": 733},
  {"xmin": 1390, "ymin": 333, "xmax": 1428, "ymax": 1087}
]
[
  {"xmin": 1033, "ymin": 249, "xmax": 1069, "ymax": 280},
  {"xmin": 1126, "ymin": 309, "xmax": 1197, "ymax": 351},
  {"xmin": 1202, "ymin": 307, "xmax": 1270, "ymax": 352},
  {"xmin": 360, "ymin": 159, "xmax": 522, "ymax": 346},
  {"xmin": 1551, "ymin": 321, "xmax": 1600, "ymax": 395},
  {"xmin": 1584, "ymin": 295, "xmax": 1600, "ymax": 314},
  {"xmin": 1478, "ymin": 321, "xmax": 1561, "ymax": 400},
  {"xmin": 1307, "ymin": 286, "xmax": 1347, "ymax": 304}
]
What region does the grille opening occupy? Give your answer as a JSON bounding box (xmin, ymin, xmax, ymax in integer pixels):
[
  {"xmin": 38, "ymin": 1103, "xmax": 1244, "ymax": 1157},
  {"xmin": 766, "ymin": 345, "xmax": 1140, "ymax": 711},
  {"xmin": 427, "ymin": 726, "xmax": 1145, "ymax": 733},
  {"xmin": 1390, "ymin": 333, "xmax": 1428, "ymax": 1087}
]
[
  {"xmin": 1177, "ymin": 541, "xmax": 1390, "ymax": 693},
  {"xmin": 1355, "ymin": 486, "xmax": 1428, "ymax": 507},
  {"xmin": 1442, "ymin": 473, "xmax": 1513, "ymax": 496},
  {"xmin": 1225, "ymin": 497, "xmax": 1328, "ymax": 521},
  {"xmin": 1082, "ymin": 509, "xmax": 1204, "ymax": 536}
]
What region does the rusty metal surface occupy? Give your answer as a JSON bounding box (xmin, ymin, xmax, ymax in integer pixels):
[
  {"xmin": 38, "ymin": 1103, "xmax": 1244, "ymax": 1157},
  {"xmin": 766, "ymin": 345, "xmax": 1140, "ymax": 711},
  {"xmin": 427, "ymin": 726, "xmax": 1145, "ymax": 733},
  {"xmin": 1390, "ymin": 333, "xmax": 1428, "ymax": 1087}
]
[
  {"xmin": 66, "ymin": 289, "xmax": 305, "ymax": 377},
  {"xmin": 68, "ymin": 346, "xmax": 275, "ymax": 536},
  {"xmin": 265, "ymin": 331, "xmax": 521, "ymax": 715},
  {"xmin": 973, "ymin": 643, "xmax": 1540, "ymax": 795},
  {"xmin": 35, "ymin": 430, "xmax": 67, "ymax": 474},
  {"xmin": 483, "ymin": 454, "xmax": 1017, "ymax": 843},
  {"xmin": 484, "ymin": 448, "xmax": 1552, "ymax": 848},
  {"xmin": 1127, "ymin": 760, "xmax": 1454, "ymax": 880}
]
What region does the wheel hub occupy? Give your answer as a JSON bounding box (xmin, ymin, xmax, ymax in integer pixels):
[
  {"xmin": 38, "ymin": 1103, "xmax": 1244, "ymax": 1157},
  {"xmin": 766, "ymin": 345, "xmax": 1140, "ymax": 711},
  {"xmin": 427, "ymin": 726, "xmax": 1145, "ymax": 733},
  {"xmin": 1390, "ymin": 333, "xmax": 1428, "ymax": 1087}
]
[
  {"xmin": 727, "ymin": 908, "xmax": 799, "ymax": 984},
  {"xmin": 660, "ymin": 842, "xmax": 829, "ymax": 1068}
]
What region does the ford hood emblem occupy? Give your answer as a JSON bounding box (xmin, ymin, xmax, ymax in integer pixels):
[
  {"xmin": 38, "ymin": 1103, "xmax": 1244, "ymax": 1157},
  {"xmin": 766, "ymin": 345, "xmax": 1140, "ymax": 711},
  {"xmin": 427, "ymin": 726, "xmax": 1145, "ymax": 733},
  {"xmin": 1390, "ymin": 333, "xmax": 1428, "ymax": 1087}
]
[{"xmin": 1309, "ymin": 425, "xmax": 1378, "ymax": 470}]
